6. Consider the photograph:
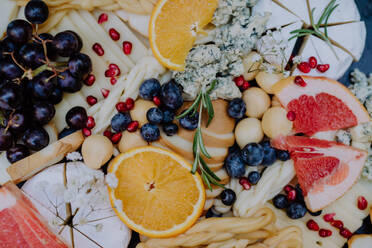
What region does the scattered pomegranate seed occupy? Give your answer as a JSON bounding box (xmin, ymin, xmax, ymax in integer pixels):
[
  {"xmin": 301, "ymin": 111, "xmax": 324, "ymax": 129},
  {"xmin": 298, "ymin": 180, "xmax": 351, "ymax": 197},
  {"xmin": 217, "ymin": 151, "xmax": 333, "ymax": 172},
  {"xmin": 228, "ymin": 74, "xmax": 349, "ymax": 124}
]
[
  {"xmin": 127, "ymin": 121, "xmax": 139, "ymax": 132},
  {"xmin": 233, "ymin": 76, "xmax": 245, "ymax": 87},
  {"xmin": 125, "ymin": 98, "xmax": 135, "ymax": 110},
  {"xmin": 86, "ymin": 116, "xmax": 95, "ymax": 129},
  {"xmin": 101, "ymin": 88, "xmax": 110, "ymax": 98},
  {"xmin": 123, "ymin": 41, "xmax": 132, "ymax": 55},
  {"xmin": 116, "ymin": 102, "xmax": 127, "ymax": 113},
  {"xmin": 306, "ymin": 220, "xmax": 320, "ymax": 231},
  {"xmin": 86, "ymin": 95, "xmax": 97, "ymax": 106},
  {"xmin": 239, "ymin": 177, "xmax": 251, "ymax": 190},
  {"xmin": 287, "ymin": 189, "xmax": 297, "ymax": 201},
  {"xmin": 317, "ymin": 64, "xmax": 330, "ymax": 73},
  {"xmin": 98, "ymin": 13, "xmax": 108, "ymax": 24},
  {"xmin": 286, "ymin": 111, "xmax": 296, "ymax": 121},
  {"xmin": 284, "ymin": 185, "xmax": 294, "ymax": 193},
  {"xmin": 340, "ymin": 228, "xmax": 352, "ymax": 239},
  {"xmin": 241, "ymin": 81, "xmax": 250, "ymax": 91},
  {"xmin": 294, "ymin": 76, "xmax": 307, "ymax": 87},
  {"xmin": 109, "ymin": 28, "xmax": 120, "ymax": 41},
  {"xmin": 308, "ymin": 56, "xmax": 318, "ymax": 69},
  {"xmin": 319, "ymin": 229, "xmax": 332, "ymax": 238},
  {"xmin": 323, "ymin": 213, "xmax": 336, "ymax": 222},
  {"xmin": 92, "ymin": 43, "xmax": 104, "ymax": 56},
  {"xmin": 331, "ymin": 220, "xmax": 344, "ymax": 229},
  {"xmin": 110, "ymin": 77, "xmax": 117, "ymax": 85},
  {"xmin": 111, "ymin": 133, "xmax": 122, "ymax": 144},
  {"xmin": 84, "ymin": 74, "xmax": 95, "ymax": 86},
  {"xmin": 357, "ymin": 196, "xmax": 368, "ymax": 210},
  {"xmin": 106, "ymin": 63, "xmax": 121, "ymax": 77},
  {"xmin": 82, "ymin": 128, "xmax": 91, "ymax": 137},
  {"xmin": 153, "ymin": 96, "xmax": 161, "ymax": 106},
  {"xmin": 103, "ymin": 130, "xmax": 113, "ymax": 139},
  {"xmin": 297, "ymin": 62, "xmax": 311, "ymax": 73}
]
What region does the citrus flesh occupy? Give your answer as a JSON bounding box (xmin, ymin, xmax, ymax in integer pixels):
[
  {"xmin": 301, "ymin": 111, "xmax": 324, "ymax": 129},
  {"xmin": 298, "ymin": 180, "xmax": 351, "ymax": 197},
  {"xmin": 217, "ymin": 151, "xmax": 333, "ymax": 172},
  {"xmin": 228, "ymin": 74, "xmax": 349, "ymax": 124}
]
[{"xmin": 107, "ymin": 146, "xmax": 205, "ymax": 238}]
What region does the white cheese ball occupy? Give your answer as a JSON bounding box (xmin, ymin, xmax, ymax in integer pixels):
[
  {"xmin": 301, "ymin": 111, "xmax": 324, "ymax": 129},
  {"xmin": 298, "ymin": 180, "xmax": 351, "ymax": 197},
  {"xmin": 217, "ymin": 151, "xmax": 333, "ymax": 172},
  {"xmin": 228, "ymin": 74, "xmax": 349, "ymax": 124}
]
[
  {"xmin": 242, "ymin": 87, "xmax": 271, "ymax": 118},
  {"xmin": 82, "ymin": 135, "xmax": 113, "ymax": 170},
  {"xmin": 130, "ymin": 99, "xmax": 156, "ymax": 127},
  {"xmin": 235, "ymin": 118, "xmax": 264, "ymax": 148},
  {"xmin": 262, "ymin": 107, "xmax": 293, "ymax": 138},
  {"xmin": 243, "ymin": 52, "xmax": 262, "ymax": 81},
  {"xmin": 255, "ymin": 66, "xmax": 284, "ymax": 94},
  {"xmin": 118, "ymin": 130, "xmax": 148, "ymax": 153}
]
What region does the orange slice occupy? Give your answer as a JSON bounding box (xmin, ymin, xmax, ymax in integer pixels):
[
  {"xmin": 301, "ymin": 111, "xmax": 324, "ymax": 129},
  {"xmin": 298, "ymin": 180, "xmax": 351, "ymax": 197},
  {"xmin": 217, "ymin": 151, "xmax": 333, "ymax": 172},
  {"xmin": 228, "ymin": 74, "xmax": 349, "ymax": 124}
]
[
  {"xmin": 149, "ymin": 0, "xmax": 218, "ymax": 70},
  {"xmin": 107, "ymin": 146, "xmax": 205, "ymax": 238}
]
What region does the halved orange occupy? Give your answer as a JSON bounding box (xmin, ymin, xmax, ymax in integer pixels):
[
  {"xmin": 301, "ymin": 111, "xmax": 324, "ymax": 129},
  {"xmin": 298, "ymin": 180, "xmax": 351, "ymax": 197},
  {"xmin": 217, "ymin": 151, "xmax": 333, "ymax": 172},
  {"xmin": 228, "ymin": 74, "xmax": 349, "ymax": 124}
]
[
  {"xmin": 107, "ymin": 146, "xmax": 205, "ymax": 238},
  {"xmin": 149, "ymin": 0, "xmax": 218, "ymax": 70}
]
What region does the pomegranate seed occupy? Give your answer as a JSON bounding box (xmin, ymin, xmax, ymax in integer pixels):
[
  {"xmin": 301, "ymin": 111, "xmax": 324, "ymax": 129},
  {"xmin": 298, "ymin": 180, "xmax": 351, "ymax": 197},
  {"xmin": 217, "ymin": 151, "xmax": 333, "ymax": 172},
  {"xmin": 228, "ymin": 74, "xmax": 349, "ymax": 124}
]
[
  {"xmin": 123, "ymin": 41, "xmax": 132, "ymax": 55},
  {"xmin": 109, "ymin": 28, "xmax": 120, "ymax": 41},
  {"xmin": 110, "ymin": 77, "xmax": 117, "ymax": 85},
  {"xmin": 103, "ymin": 130, "xmax": 113, "ymax": 139},
  {"xmin": 284, "ymin": 185, "xmax": 294, "ymax": 193},
  {"xmin": 317, "ymin": 64, "xmax": 330, "ymax": 73},
  {"xmin": 241, "ymin": 81, "xmax": 250, "ymax": 91},
  {"xmin": 98, "ymin": 13, "xmax": 108, "ymax": 24},
  {"xmin": 357, "ymin": 196, "xmax": 368, "ymax": 210},
  {"xmin": 306, "ymin": 220, "xmax": 320, "ymax": 231},
  {"xmin": 125, "ymin": 98, "xmax": 135, "ymax": 110},
  {"xmin": 297, "ymin": 62, "xmax": 311, "ymax": 73},
  {"xmin": 319, "ymin": 229, "xmax": 332, "ymax": 238},
  {"xmin": 340, "ymin": 228, "xmax": 352, "ymax": 239},
  {"xmin": 86, "ymin": 116, "xmax": 95, "ymax": 129},
  {"xmin": 233, "ymin": 76, "xmax": 245, "ymax": 87},
  {"xmin": 92, "ymin": 43, "xmax": 104, "ymax": 56},
  {"xmin": 82, "ymin": 128, "xmax": 91, "ymax": 137},
  {"xmin": 308, "ymin": 56, "xmax": 318, "ymax": 69},
  {"xmin": 294, "ymin": 76, "xmax": 307, "ymax": 87},
  {"xmin": 153, "ymin": 96, "xmax": 161, "ymax": 106},
  {"xmin": 111, "ymin": 133, "xmax": 122, "ymax": 144},
  {"xmin": 116, "ymin": 102, "xmax": 127, "ymax": 113},
  {"xmin": 287, "ymin": 189, "xmax": 297, "ymax": 201},
  {"xmin": 84, "ymin": 74, "xmax": 95, "ymax": 86},
  {"xmin": 101, "ymin": 88, "xmax": 110, "ymax": 98},
  {"xmin": 127, "ymin": 121, "xmax": 139, "ymax": 132},
  {"xmin": 107, "ymin": 63, "xmax": 121, "ymax": 77},
  {"xmin": 239, "ymin": 177, "xmax": 251, "ymax": 190},
  {"xmin": 286, "ymin": 111, "xmax": 296, "ymax": 121},
  {"xmin": 331, "ymin": 220, "xmax": 344, "ymax": 229},
  {"xmin": 86, "ymin": 95, "xmax": 97, "ymax": 106},
  {"xmin": 323, "ymin": 213, "xmax": 336, "ymax": 222}
]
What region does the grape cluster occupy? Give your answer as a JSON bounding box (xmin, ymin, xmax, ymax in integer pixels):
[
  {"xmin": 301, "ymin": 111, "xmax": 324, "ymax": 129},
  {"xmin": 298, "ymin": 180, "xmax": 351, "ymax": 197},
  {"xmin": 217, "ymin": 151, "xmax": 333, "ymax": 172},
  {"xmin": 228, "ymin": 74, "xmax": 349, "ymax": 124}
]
[{"xmin": 0, "ymin": 0, "xmax": 91, "ymax": 163}]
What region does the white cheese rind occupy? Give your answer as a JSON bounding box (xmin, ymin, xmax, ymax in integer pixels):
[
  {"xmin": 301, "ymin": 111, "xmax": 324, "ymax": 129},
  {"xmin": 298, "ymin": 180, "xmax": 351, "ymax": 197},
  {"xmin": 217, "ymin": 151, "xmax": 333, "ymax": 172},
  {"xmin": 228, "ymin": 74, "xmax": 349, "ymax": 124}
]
[{"xmin": 274, "ymin": 0, "xmax": 310, "ymax": 24}]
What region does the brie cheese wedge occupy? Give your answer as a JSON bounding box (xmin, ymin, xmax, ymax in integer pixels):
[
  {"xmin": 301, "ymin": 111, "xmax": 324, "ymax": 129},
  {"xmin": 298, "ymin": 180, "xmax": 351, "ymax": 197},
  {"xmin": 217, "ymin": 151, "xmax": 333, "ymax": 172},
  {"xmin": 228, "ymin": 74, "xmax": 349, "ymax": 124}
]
[
  {"xmin": 0, "ymin": 0, "xmax": 18, "ymax": 38},
  {"xmin": 274, "ymin": 0, "xmax": 310, "ymax": 24}
]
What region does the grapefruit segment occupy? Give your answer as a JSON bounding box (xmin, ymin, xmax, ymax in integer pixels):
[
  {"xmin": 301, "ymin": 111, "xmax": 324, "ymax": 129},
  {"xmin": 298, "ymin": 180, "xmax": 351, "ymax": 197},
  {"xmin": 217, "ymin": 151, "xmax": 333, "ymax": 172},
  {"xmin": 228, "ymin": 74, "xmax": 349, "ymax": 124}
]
[
  {"xmin": 272, "ymin": 136, "xmax": 367, "ymax": 211},
  {"xmin": 272, "ymin": 76, "xmax": 370, "ymax": 135}
]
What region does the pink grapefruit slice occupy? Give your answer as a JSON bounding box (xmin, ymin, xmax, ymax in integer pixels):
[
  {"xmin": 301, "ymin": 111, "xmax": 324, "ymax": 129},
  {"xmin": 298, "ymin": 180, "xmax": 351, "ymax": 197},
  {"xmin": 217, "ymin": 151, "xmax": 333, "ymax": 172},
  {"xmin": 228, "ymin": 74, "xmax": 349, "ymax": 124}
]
[
  {"xmin": 272, "ymin": 136, "xmax": 367, "ymax": 211},
  {"xmin": 272, "ymin": 76, "xmax": 370, "ymax": 135}
]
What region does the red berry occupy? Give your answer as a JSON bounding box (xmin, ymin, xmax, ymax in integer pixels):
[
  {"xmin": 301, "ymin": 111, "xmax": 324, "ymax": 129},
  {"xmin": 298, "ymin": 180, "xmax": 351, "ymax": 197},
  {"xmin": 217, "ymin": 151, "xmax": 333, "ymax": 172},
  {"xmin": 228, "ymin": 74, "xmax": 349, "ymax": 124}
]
[
  {"xmin": 297, "ymin": 62, "xmax": 311, "ymax": 73},
  {"xmin": 86, "ymin": 95, "xmax": 97, "ymax": 106},
  {"xmin": 84, "ymin": 74, "xmax": 95, "ymax": 86},
  {"xmin": 109, "ymin": 28, "xmax": 120, "ymax": 41},
  {"xmin": 308, "ymin": 56, "xmax": 318, "ymax": 69},
  {"xmin": 233, "ymin": 76, "xmax": 245, "ymax": 87},
  {"xmin": 319, "ymin": 229, "xmax": 332, "ymax": 238},
  {"xmin": 286, "ymin": 111, "xmax": 296, "ymax": 121},
  {"xmin": 123, "ymin": 41, "xmax": 132, "ymax": 55},
  {"xmin": 103, "ymin": 130, "xmax": 113, "ymax": 139},
  {"xmin": 110, "ymin": 77, "xmax": 117, "ymax": 85},
  {"xmin": 331, "ymin": 220, "xmax": 344, "ymax": 229},
  {"xmin": 340, "ymin": 228, "xmax": 352, "ymax": 239},
  {"xmin": 82, "ymin": 128, "xmax": 91, "ymax": 137},
  {"xmin": 98, "ymin": 13, "xmax": 108, "ymax": 24},
  {"xmin": 127, "ymin": 121, "xmax": 139, "ymax": 132},
  {"xmin": 92, "ymin": 43, "xmax": 104, "ymax": 56},
  {"xmin": 323, "ymin": 213, "xmax": 336, "ymax": 222},
  {"xmin": 116, "ymin": 102, "xmax": 127, "ymax": 113},
  {"xmin": 111, "ymin": 133, "xmax": 122, "ymax": 144},
  {"xmin": 357, "ymin": 196, "xmax": 368, "ymax": 210},
  {"xmin": 287, "ymin": 189, "xmax": 297, "ymax": 201},
  {"xmin": 306, "ymin": 220, "xmax": 320, "ymax": 231},
  {"xmin": 317, "ymin": 64, "xmax": 330, "ymax": 73},
  {"xmin": 125, "ymin": 98, "xmax": 135, "ymax": 110},
  {"xmin": 153, "ymin": 96, "xmax": 161, "ymax": 106},
  {"xmin": 241, "ymin": 81, "xmax": 250, "ymax": 91},
  {"xmin": 294, "ymin": 76, "xmax": 307, "ymax": 87},
  {"xmin": 239, "ymin": 177, "xmax": 251, "ymax": 190},
  {"xmin": 284, "ymin": 185, "xmax": 294, "ymax": 193},
  {"xmin": 101, "ymin": 88, "xmax": 110, "ymax": 98},
  {"xmin": 86, "ymin": 116, "xmax": 95, "ymax": 129}
]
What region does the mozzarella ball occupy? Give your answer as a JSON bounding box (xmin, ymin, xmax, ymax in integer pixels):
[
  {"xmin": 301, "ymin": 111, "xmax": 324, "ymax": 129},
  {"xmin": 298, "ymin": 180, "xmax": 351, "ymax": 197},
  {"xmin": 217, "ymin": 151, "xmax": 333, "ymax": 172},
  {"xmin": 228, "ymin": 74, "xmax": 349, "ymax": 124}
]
[
  {"xmin": 235, "ymin": 118, "xmax": 264, "ymax": 148},
  {"xmin": 242, "ymin": 87, "xmax": 271, "ymax": 118},
  {"xmin": 130, "ymin": 99, "xmax": 156, "ymax": 127},
  {"xmin": 255, "ymin": 66, "xmax": 284, "ymax": 94},
  {"xmin": 243, "ymin": 52, "xmax": 262, "ymax": 81},
  {"xmin": 82, "ymin": 135, "xmax": 114, "ymax": 170},
  {"xmin": 118, "ymin": 130, "xmax": 148, "ymax": 153},
  {"xmin": 262, "ymin": 107, "xmax": 292, "ymax": 138},
  {"xmin": 271, "ymin": 95, "xmax": 281, "ymax": 107}
]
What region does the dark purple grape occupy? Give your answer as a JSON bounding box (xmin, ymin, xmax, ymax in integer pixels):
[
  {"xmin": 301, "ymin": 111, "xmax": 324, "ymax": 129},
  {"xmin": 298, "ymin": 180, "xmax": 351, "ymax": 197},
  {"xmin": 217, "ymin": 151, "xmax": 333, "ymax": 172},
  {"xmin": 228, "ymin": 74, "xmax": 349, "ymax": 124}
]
[
  {"xmin": 0, "ymin": 82, "xmax": 23, "ymax": 110},
  {"xmin": 6, "ymin": 19, "xmax": 33, "ymax": 45},
  {"xmin": 66, "ymin": 30, "xmax": 82, "ymax": 52},
  {"xmin": 32, "ymin": 70, "xmax": 55, "ymax": 99},
  {"xmin": 68, "ymin": 53, "xmax": 92, "ymax": 79},
  {"xmin": 49, "ymin": 87, "xmax": 63, "ymax": 104},
  {"xmin": 52, "ymin": 31, "xmax": 82, "ymax": 57},
  {"xmin": 31, "ymin": 101, "xmax": 55, "ymax": 125},
  {"xmin": 1, "ymin": 37, "xmax": 18, "ymax": 54},
  {"xmin": 0, "ymin": 128, "xmax": 13, "ymax": 151},
  {"xmin": 19, "ymin": 42, "xmax": 45, "ymax": 69},
  {"xmin": 35, "ymin": 33, "xmax": 57, "ymax": 60},
  {"xmin": 7, "ymin": 111, "xmax": 28, "ymax": 133},
  {"xmin": 57, "ymin": 70, "xmax": 82, "ymax": 93},
  {"xmin": 0, "ymin": 58, "xmax": 23, "ymax": 80},
  {"xmin": 25, "ymin": 0, "xmax": 49, "ymax": 24},
  {"xmin": 65, "ymin": 106, "xmax": 87, "ymax": 129},
  {"xmin": 6, "ymin": 144, "xmax": 29, "ymax": 163},
  {"xmin": 22, "ymin": 127, "xmax": 49, "ymax": 151}
]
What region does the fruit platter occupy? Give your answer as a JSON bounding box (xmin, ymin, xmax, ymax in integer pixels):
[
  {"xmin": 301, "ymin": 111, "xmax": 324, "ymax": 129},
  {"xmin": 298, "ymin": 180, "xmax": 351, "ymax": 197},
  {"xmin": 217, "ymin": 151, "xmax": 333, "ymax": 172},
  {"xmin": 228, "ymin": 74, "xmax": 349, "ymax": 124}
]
[{"xmin": 0, "ymin": 0, "xmax": 372, "ymax": 247}]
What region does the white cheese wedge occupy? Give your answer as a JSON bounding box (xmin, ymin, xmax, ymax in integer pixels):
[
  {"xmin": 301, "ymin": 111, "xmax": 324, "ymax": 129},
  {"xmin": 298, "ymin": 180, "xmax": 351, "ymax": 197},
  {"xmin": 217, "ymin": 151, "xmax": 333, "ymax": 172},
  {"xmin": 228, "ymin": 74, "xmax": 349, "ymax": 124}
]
[
  {"xmin": 292, "ymin": 35, "xmax": 353, "ymax": 79},
  {"xmin": 115, "ymin": 10, "xmax": 150, "ymax": 38},
  {"xmin": 274, "ymin": 0, "xmax": 310, "ymax": 24},
  {"xmin": 0, "ymin": 152, "xmax": 11, "ymax": 185},
  {"xmin": 0, "ymin": 0, "xmax": 18, "ymax": 38},
  {"xmin": 252, "ymin": 0, "xmax": 301, "ymax": 29}
]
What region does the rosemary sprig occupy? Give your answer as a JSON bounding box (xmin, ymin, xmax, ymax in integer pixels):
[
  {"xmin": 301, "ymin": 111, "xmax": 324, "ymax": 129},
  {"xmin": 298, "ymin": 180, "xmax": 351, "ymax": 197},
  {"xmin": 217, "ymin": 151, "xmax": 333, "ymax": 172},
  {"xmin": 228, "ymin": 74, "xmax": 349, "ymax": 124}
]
[{"xmin": 176, "ymin": 80, "xmax": 224, "ymax": 190}]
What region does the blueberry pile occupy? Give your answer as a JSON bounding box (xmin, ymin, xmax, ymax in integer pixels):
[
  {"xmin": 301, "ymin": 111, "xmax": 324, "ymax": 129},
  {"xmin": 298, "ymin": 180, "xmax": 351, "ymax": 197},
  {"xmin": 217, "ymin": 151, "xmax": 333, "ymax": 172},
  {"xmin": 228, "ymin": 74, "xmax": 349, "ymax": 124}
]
[
  {"xmin": 273, "ymin": 184, "xmax": 309, "ymax": 219},
  {"xmin": 0, "ymin": 0, "xmax": 91, "ymax": 163}
]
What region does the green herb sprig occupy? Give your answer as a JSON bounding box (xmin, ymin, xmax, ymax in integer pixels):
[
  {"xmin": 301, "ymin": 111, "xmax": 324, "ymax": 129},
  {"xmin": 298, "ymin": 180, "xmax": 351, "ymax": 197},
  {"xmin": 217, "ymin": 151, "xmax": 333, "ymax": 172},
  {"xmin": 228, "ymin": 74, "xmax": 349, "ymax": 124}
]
[{"xmin": 176, "ymin": 80, "xmax": 225, "ymax": 190}]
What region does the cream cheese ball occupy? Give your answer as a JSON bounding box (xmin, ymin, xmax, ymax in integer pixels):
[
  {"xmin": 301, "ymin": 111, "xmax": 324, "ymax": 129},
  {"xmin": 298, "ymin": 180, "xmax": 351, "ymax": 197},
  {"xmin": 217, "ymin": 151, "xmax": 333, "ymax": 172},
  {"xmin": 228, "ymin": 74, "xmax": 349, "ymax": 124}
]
[
  {"xmin": 235, "ymin": 118, "xmax": 264, "ymax": 148},
  {"xmin": 82, "ymin": 135, "xmax": 114, "ymax": 170},
  {"xmin": 255, "ymin": 65, "xmax": 284, "ymax": 94},
  {"xmin": 262, "ymin": 107, "xmax": 293, "ymax": 138},
  {"xmin": 271, "ymin": 95, "xmax": 281, "ymax": 107},
  {"xmin": 130, "ymin": 99, "xmax": 156, "ymax": 127},
  {"xmin": 243, "ymin": 52, "xmax": 262, "ymax": 81},
  {"xmin": 243, "ymin": 87, "xmax": 271, "ymax": 118}
]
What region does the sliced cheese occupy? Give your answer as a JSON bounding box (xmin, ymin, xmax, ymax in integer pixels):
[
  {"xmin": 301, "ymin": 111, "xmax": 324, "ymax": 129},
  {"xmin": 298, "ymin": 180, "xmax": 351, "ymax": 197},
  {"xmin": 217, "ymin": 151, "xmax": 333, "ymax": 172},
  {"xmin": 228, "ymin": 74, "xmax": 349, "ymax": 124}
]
[
  {"xmin": 274, "ymin": 0, "xmax": 310, "ymax": 24},
  {"xmin": 0, "ymin": 0, "xmax": 18, "ymax": 38},
  {"xmin": 115, "ymin": 10, "xmax": 150, "ymax": 38},
  {"xmin": 0, "ymin": 152, "xmax": 11, "ymax": 185}
]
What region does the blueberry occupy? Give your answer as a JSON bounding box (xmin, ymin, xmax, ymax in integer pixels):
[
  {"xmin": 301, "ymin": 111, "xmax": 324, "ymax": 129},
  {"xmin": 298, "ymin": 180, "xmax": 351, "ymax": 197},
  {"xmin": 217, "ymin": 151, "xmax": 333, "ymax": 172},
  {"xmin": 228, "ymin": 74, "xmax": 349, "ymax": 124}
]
[
  {"xmin": 247, "ymin": 171, "xmax": 260, "ymax": 185},
  {"xmin": 162, "ymin": 109, "xmax": 175, "ymax": 123},
  {"xmin": 163, "ymin": 123, "xmax": 178, "ymax": 136},
  {"xmin": 160, "ymin": 80, "xmax": 183, "ymax": 111},
  {"xmin": 220, "ymin": 189, "xmax": 236, "ymax": 206},
  {"xmin": 111, "ymin": 113, "xmax": 132, "ymax": 133},
  {"xmin": 179, "ymin": 111, "xmax": 198, "ymax": 130},
  {"xmin": 286, "ymin": 202, "xmax": 307, "ymax": 219},
  {"xmin": 139, "ymin": 78, "xmax": 161, "ymax": 100},
  {"xmin": 228, "ymin": 143, "xmax": 240, "ymax": 154},
  {"xmin": 146, "ymin": 107, "xmax": 163, "ymax": 124},
  {"xmin": 308, "ymin": 210, "xmax": 322, "ymax": 216},
  {"xmin": 224, "ymin": 151, "xmax": 245, "ymax": 178},
  {"xmin": 273, "ymin": 194, "xmax": 288, "ymax": 209},
  {"xmin": 241, "ymin": 143, "xmax": 264, "ymax": 166},
  {"xmin": 261, "ymin": 144, "xmax": 276, "ymax": 166},
  {"xmin": 140, "ymin": 123, "xmax": 160, "ymax": 142},
  {"xmin": 205, "ymin": 207, "xmax": 222, "ymax": 218},
  {"xmin": 227, "ymin": 98, "xmax": 246, "ymax": 119},
  {"xmin": 295, "ymin": 184, "xmax": 304, "ymax": 202},
  {"xmin": 276, "ymin": 149, "xmax": 290, "ymax": 161}
]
